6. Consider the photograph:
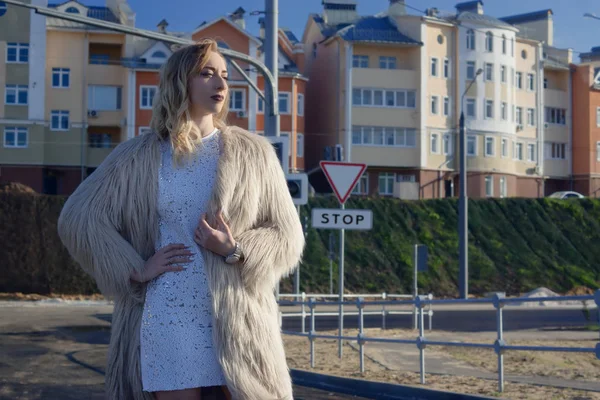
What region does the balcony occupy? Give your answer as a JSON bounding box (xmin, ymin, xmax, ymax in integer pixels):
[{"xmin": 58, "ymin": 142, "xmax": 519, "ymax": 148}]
[
  {"xmin": 87, "ymin": 110, "xmax": 124, "ymax": 127},
  {"xmin": 87, "ymin": 128, "xmax": 121, "ymax": 167},
  {"xmin": 88, "ymin": 43, "xmax": 125, "ymax": 86},
  {"xmin": 544, "ymin": 88, "xmax": 568, "ymax": 109},
  {"xmin": 353, "ymin": 68, "xmax": 418, "ymax": 90}
]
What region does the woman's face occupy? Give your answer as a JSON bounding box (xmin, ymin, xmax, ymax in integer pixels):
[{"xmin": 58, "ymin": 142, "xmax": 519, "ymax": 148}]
[{"xmin": 189, "ymin": 50, "xmax": 229, "ymax": 116}]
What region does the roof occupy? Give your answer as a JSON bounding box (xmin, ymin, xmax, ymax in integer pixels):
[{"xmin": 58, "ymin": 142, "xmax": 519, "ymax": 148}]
[
  {"xmin": 499, "ymin": 9, "xmax": 553, "ymax": 25},
  {"xmin": 543, "ymin": 57, "xmax": 569, "ymax": 71},
  {"xmin": 312, "ymin": 14, "xmax": 421, "ymax": 45},
  {"xmin": 454, "ymin": 11, "xmax": 514, "ymax": 29},
  {"xmin": 282, "ymin": 28, "xmax": 300, "ymax": 45},
  {"xmin": 48, "ymin": 3, "xmax": 120, "ymax": 23},
  {"xmin": 455, "ymin": 1, "xmax": 483, "ymax": 12}
]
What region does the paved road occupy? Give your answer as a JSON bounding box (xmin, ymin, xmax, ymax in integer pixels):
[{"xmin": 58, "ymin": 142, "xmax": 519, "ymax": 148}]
[
  {"xmin": 0, "ymin": 304, "xmax": 369, "ymax": 400},
  {"xmin": 281, "ymin": 307, "xmax": 593, "ymax": 332}
]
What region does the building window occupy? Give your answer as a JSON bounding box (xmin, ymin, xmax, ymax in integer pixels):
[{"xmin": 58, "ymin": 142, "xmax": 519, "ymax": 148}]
[
  {"xmin": 65, "ymin": 6, "xmax": 80, "ymax": 13},
  {"xmin": 229, "ymin": 89, "xmax": 246, "ymax": 112},
  {"xmin": 485, "ymin": 63, "xmax": 493, "ymax": 81},
  {"xmin": 140, "ymin": 86, "xmax": 157, "ymax": 109},
  {"xmin": 296, "ymin": 133, "xmax": 304, "ymax": 157},
  {"xmin": 502, "ymin": 35, "xmax": 507, "ymax": 54},
  {"xmin": 516, "ymin": 107, "xmax": 523, "ymax": 125},
  {"xmin": 430, "ymin": 132, "xmax": 439, "ymax": 154},
  {"xmin": 151, "ymin": 51, "xmax": 167, "ymax": 58},
  {"xmin": 521, "ymin": 50, "xmax": 528, "ymax": 59},
  {"xmin": 548, "ymin": 142, "xmax": 566, "ymax": 159},
  {"xmin": 466, "ymin": 61, "xmax": 475, "ymax": 80},
  {"xmin": 466, "ymin": 29, "xmax": 475, "ymax": 50},
  {"xmin": 353, "ymin": 88, "xmax": 416, "ymax": 108},
  {"xmin": 485, "ymin": 137, "xmax": 495, "ymax": 156},
  {"xmin": 527, "ymin": 73, "xmax": 535, "ymax": 91},
  {"xmin": 485, "ymin": 32, "xmax": 493, "ymax": 52},
  {"xmin": 431, "ymin": 57, "xmax": 439, "ymax": 77},
  {"xmin": 545, "ymin": 107, "xmax": 566, "ymax": 125},
  {"xmin": 466, "ymin": 98, "xmax": 476, "ymax": 118},
  {"xmin": 297, "ymin": 93, "xmax": 304, "ymax": 116},
  {"xmin": 89, "ymin": 86, "xmax": 122, "ymax": 111},
  {"xmin": 597, "ymin": 142, "xmax": 600, "ymax": 161},
  {"xmin": 443, "ymin": 97, "xmax": 450, "ymax": 116},
  {"xmin": 443, "ymin": 58, "xmax": 450, "ymax": 79},
  {"xmin": 352, "ymin": 55, "xmax": 369, "ymax": 68},
  {"xmin": 501, "ymin": 102, "xmax": 507, "ymax": 120},
  {"xmin": 527, "ymin": 143, "xmax": 536, "ymax": 162},
  {"xmin": 516, "ymin": 72, "xmax": 523, "ymax": 89},
  {"xmin": 467, "ymin": 135, "xmax": 476, "ymax": 156},
  {"xmin": 527, "ymin": 108, "xmax": 535, "ymax": 126},
  {"xmin": 431, "ymin": 96, "xmax": 439, "ymax": 115},
  {"xmin": 501, "ymin": 138, "xmax": 508, "ymax": 157},
  {"xmin": 6, "ymin": 43, "xmax": 29, "ymax": 63},
  {"xmin": 544, "ymin": 78, "xmax": 548, "ymax": 89},
  {"xmin": 485, "ymin": 176, "xmax": 493, "ymax": 197},
  {"xmin": 515, "ymin": 142, "xmax": 524, "ymax": 160},
  {"xmin": 378, "ymin": 172, "xmax": 395, "ymax": 195},
  {"xmin": 352, "ymin": 126, "xmax": 416, "ymax": 147},
  {"xmin": 379, "ymin": 56, "xmax": 396, "ymax": 69},
  {"xmin": 485, "ymin": 99, "xmax": 494, "ymax": 119},
  {"xmin": 257, "ymin": 97, "xmax": 264, "ymax": 113},
  {"xmin": 52, "ymin": 68, "xmax": 70, "ymax": 88},
  {"xmin": 5, "ymin": 84, "xmax": 28, "ymax": 105},
  {"xmin": 596, "ymin": 107, "xmax": 600, "ymax": 127},
  {"xmin": 443, "ymin": 133, "xmax": 452, "ymax": 155},
  {"xmin": 51, "ymin": 110, "xmax": 70, "ymax": 131},
  {"xmin": 500, "ymin": 176, "xmax": 507, "ymax": 198},
  {"xmin": 500, "ymin": 65, "xmax": 506, "ymax": 83},
  {"xmin": 352, "ymin": 173, "xmax": 369, "ymax": 195},
  {"xmin": 3, "ymin": 127, "xmax": 28, "ymax": 148}
]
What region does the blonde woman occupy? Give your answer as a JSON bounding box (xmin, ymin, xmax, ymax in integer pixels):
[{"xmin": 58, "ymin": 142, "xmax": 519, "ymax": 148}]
[{"xmin": 58, "ymin": 39, "xmax": 305, "ymax": 400}]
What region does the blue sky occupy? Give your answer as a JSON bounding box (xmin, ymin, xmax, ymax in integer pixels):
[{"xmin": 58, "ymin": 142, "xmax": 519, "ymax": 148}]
[{"xmin": 83, "ymin": 0, "xmax": 600, "ymax": 58}]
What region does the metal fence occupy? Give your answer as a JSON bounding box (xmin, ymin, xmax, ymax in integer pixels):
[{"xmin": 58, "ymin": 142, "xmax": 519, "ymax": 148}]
[
  {"xmin": 279, "ymin": 291, "xmax": 600, "ymax": 393},
  {"xmin": 277, "ymin": 292, "xmax": 434, "ymax": 332}
]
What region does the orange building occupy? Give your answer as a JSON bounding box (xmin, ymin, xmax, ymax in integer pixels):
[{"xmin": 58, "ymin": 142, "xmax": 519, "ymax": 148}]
[{"xmin": 572, "ymin": 49, "xmax": 600, "ymax": 197}]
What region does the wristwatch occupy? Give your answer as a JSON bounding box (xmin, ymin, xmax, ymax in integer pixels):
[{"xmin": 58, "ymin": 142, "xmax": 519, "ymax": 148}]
[{"xmin": 224, "ymin": 241, "xmax": 244, "ymax": 264}]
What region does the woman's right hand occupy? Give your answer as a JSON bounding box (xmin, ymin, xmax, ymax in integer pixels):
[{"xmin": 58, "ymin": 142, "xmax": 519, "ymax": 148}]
[{"xmin": 130, "ymin": 243, "xmax": 194, "ymax": 283}]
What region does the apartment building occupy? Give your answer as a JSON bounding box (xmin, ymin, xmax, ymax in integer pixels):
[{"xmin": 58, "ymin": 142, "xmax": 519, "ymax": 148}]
[
  {"xmin": 572, "ymin": 48, "xmax": 600, "ymax": 197},
  {"xmin": 1, "ymin": 2, "xmax": 307, "ymax": 195},
  {"xmin": 302, "ymin": 0, "xmax": 572, "ymax": 199}
]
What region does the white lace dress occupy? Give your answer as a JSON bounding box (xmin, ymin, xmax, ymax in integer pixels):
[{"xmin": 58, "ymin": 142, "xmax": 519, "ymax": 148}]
[{"xmin": 140, "ymin": 129, "xmax": 226, "ymax": 392}]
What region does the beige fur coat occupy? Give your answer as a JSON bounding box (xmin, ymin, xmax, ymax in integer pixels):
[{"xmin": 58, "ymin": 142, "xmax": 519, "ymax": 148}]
[{"xmin": 57, "ymin": 126, "xmax": 305, "ymax": 400}]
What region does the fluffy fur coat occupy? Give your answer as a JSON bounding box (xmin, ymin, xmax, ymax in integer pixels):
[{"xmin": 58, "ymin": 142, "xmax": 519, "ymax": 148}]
[{"xmin": 57, "ymin": 126, "xmax": 305, "ymax": 400}]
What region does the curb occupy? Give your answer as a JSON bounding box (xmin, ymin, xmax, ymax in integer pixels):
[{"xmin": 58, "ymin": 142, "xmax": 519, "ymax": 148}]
[{"xmin": 291, "ymin": 369, "xmax": 501, "ymax": 400}]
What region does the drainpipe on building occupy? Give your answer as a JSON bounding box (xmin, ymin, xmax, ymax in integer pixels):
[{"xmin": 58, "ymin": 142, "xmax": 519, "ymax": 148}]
[
  {"xmin": 568, "ymin": 65, "xmax": 574, "ymax": 191},
  {"xmin": 536, "ymin": 42, "xmax": 544, "ymax": 196},
  {"xmin": 80, "ymin": 32, "xmax": 89, "ymax": 183}
]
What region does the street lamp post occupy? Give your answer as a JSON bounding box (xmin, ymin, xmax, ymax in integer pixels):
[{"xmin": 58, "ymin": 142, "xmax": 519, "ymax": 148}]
[{"xmin": 459, "ymin": 68, "xmax": 483, "ymax": 300}]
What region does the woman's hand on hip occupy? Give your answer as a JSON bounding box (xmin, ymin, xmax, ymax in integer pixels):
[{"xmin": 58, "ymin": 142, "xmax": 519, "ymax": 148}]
[
  {"xmin": 194, "ymin": 210, "xmax": 236, "ymax": 257},
  {"xmin": 130, "ymin": 243, "xmax": 194, "ymax": 283}
]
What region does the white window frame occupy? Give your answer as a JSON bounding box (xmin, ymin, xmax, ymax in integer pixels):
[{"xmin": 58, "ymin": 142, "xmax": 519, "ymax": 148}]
[
  {"xmin": 430, "ymin": 132, "xmax": 440, "ymax": 154},
  {"xmin": 50, "ymin": 110, "xmax": 70, "ymax": 131},
  {"xmin": 515, "ymin": 142, "xmax": 524, "ymax": 161},
  {"xmin": 516, "ymin": 107, "xmax": 523, "ymax": 125},
  {"xmin": 485, "ymin": 63, "xmax": 494, "ymax": 82},
  {"xmin": 502, "ymin": 35, "xmax": 507, "ymax": 55},
  {"xmin": 548, "ymin": 142, "xmax": 566, "ymax": 160},
  {"xmin": 379, "ymin": 56, "xmax": 396, "ymax": 69},
  {"xmin": 501, "ymin": 102, "xmax": 507, "ymax": 121},
  {"xmin": 278, "ymin": 92, "xmax": 291, "ymax": 114},
  {"xmin": 485, "ymin": 99, "xmax": 494, "ymax": 120},
  {"xmin": 501, "ymin": 138, "xmax": 508, "ymax": 158},
  {"xmin": 597, "ymin": 141, "xmax": 600, "ymax": 162},
  {"xmin": 485, "ymin": 32, "xmax": 493, "ymax": 52},
  {"xmin": 466, "ymin": 29, "xmax": 475, "ymax": 50},
  {"xmin": 352, "ymin": 55, "xmax": 369, "ymax": 68},
  {"xmin": 3, "ymin": 127, "xmax": 28, "ymax": 148},
  {"xmin": 88, "ymin": 85, "xmax": 122, "ymax": 111},
  {"xmin": 140, "ymin": 85, "xmax": 157, "ymax": 110},
  {"xmin": 6, "ymin": 43, "xmax": 29, "ymax": 63},
  {"xmin": 443, "ymin": 133, "xmax": 453, "ymax": 155},
  {"xmin": 257, "ymin": 96, "xmax": 264, "ymax": 114},
  {"xmin": 297, "ymin": 93, "xmax": 304, "ymax": 116},
  {"xmin": 466, "ymin": 97, "xmax": 476, "ymax": 118},
  {"xmin": 430, "ymin": 57, "xmax": 439, "ymax": 77},
  {"xmin": 52, "ymin": 68, "xmax": 70, "ymax": 88},
  {"xmin": 352, "ymin": 126, "xmax": 416, "ymax": 148},
  {"xmin": 596, "ymin": 107, "xmax": 600, "ymax": 127},
  {"xmin": 467, "ymin": 135, "xmax": 477, "ymax": 156},
  {"xmin": 431, "ymin": 95, "xmax": 439, "ymax": 115},
  {"xmin": 485, "ymin": 175, "xmax": 494, "ymax": 197},
  {"xmin": 466, "ymin": 61, "xmax": 476, "ymax": 80},
  {"xmin": 5, "ymin": 84, "xmax": 28, "ymax": 105},
  {"xmin": 485, "ymin": 136, "xmax": 495, "ymax": 157},
  {"xmin": 443, "ymin": 58, "xmax": 450, "ymax": 79},
  {"xmin": 500, "ymin": 176, "xmax": 507, "ymax": 198},
  {"xmin": 516, "ymin": 72, "xmax": 523, "ymax": 89},
  {"xmin": 528, "ymin": 73, "xmax": 535, "ymax": 91},
  {"xmin": 228, "ymin": 88, "xmax": 246, "ymax": 112},
  {"xmin": 296, "ymin": 133, "xmax": 304, "ymax": 157},
  {"xmin": 352, "ymin": 173, "xmax": 369, "ymax": 195},
  {"xmin": 378, "ymin": 172, "xmax": 395, "ymax": 195},
  {"xmin": 527, "ymin": 143, "xmax": 536, "ymax": 162},
  {"xmin": 500, "ymin": 65, "xmax": 506, "ymax": 84},
  {"xmin": 443, "ymin": 96, "xmax": 450, "ymax": 117},
  {"xmin": 545, "ymin": 107, "xmax": 567, "ymax": 125},
  {"xmin": 527, "ymin": 108, "xmax": 535, "ymax": 126}
]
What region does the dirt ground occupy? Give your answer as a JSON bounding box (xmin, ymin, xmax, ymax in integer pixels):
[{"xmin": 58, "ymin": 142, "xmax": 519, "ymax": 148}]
[{"xmin": 283, "ymin": 328, "xmax": 600, "ymax": 400}]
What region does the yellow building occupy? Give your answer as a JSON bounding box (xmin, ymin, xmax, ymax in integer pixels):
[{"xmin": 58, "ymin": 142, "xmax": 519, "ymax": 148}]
[
  {"xmin": 0, "ymin": 0, "xmax": 135, "ymax": 194},
  {"xmin": 302, "ymin": 0, "xmax": 571, "ymax": 199}
]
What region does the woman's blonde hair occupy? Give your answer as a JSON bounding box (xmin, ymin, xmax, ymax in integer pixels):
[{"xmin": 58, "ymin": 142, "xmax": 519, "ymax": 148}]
[{"xmin": 150, "ymin": 38, "xmax": 229, "ymax": 164}]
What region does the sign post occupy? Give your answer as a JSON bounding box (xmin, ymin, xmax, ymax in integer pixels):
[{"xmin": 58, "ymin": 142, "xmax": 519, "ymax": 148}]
[
  {"xmin": 318, "ymin": 161, "xmax": 367, "ymax": 358},
  {"xmin": 413, "ymin": 244, "xmax": 428, "ymax": 329}
]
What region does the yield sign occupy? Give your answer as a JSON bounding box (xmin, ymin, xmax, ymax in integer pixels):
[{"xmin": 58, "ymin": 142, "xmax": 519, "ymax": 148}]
[{"xmin": 320, "ymin": 161, "xmax": 367, "ymax": 204}]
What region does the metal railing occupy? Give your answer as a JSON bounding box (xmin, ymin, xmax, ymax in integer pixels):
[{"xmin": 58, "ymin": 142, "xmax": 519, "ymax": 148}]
[
  {"xmin": 278, "ymin": 292, "xmax": 434, "ymax": 332},
  {"xmin": 280, "ymin": 291, "xmax": 600, "ymax": 393}
]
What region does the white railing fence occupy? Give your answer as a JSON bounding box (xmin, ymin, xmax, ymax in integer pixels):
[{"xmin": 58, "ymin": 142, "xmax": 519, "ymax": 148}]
[{"xmin": 279, "ymin": 291, "xmax": 600, "ymax": 393}]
